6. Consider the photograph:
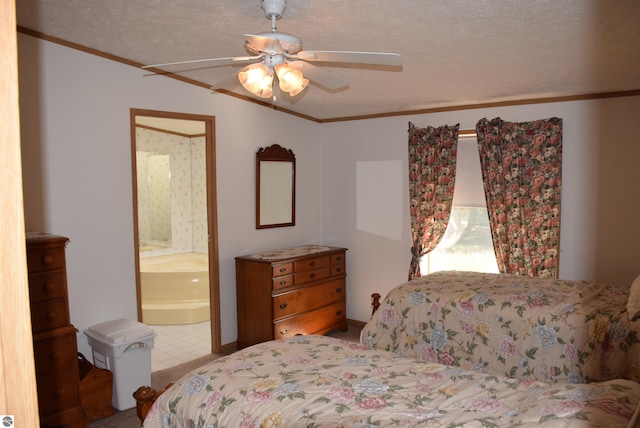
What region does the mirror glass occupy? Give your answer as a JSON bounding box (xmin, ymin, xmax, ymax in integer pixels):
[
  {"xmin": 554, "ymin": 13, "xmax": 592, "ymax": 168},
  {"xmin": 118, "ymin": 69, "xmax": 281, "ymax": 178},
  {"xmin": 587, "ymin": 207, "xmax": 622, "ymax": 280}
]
[
  {"xmin": 260, "ymin": 161, "xmax": 293, "ymax": 224},
  {"xmin": 134, "ymin": 115, "xmax": 207, "ymax": 255},
  {"xmin": 137, "ymin": 152, "xmax": 172, "ymax": 250},
  {"xmin": 256, "ymin": 144, "xmax": 295, "ymax": 229}
]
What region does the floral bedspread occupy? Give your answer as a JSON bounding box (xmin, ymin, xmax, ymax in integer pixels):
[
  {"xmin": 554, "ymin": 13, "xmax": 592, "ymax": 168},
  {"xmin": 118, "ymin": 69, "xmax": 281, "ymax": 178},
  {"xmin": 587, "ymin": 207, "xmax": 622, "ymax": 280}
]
[
  {"xmin": 361, "ymin": 271, "xmax": 640, "ymax": 384},
  {"xmin": 143, "ymin": 335, "xmax": 640, "ymax": 427}
]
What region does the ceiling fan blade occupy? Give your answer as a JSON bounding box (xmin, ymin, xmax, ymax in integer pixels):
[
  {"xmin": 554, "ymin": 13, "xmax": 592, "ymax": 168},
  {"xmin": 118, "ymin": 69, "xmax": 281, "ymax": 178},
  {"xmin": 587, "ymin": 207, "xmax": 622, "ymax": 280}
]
[
  {"xmin": 142, "ymin": 55, "xmax": 261, "ymax": 69},
  {"xmin": 244, "ymin": 34, "xmax": 284, "ymax": 55},
  {"xmin": 296, "ymin": 51, "xmax": 402, "ymax": 66},
  {"xmin": 289, "ymin": 61, "xmax": 348, "ymax": 90},
  {"xmin": 210, "ymin": 70, "xmax": 242, "ymax": 91}
]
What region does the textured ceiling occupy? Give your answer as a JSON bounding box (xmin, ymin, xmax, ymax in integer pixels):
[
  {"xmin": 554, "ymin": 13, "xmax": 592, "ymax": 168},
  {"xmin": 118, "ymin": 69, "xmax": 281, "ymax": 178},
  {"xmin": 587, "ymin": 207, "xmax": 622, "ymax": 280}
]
[{"xmin": 16, "ymin": 0, "xmax": 640, "ymax": 121}]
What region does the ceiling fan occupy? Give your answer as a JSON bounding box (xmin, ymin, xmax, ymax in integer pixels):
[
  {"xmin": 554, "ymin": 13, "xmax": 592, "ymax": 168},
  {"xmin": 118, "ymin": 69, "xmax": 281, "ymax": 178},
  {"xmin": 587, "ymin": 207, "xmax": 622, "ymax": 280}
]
[{"xmin": 142, "ymin": 0, "xmax": 402, "ymax": 99}]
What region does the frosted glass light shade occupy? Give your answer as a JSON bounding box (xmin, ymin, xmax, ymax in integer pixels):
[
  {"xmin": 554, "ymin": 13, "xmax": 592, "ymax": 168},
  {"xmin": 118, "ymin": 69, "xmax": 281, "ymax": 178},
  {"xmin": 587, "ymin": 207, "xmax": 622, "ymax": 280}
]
[
  {"xmin": 288, "ymin": 77, "xmax": 309, "ymax": 96},
  {"xmin": 275, "ymin": 63, "xmax": 308, "ymax": 96},
  {"xmin": 238, "ymin": 63, "xmax": 273, "ymax": 98}
]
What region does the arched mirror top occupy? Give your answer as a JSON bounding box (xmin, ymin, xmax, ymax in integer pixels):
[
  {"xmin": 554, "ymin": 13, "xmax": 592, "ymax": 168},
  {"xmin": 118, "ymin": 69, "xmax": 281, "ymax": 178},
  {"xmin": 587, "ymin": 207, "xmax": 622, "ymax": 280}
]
[{"xmin": 256, "ymin": 144, "xmax": 296, "ymax": 229}]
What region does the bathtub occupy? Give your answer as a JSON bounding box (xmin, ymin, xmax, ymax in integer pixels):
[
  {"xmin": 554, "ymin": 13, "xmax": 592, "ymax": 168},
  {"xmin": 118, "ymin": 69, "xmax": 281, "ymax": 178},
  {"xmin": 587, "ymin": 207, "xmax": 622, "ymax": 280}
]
[{"xmin": 139, "ymin": 252, "xmax": 210, "ymax": 325}]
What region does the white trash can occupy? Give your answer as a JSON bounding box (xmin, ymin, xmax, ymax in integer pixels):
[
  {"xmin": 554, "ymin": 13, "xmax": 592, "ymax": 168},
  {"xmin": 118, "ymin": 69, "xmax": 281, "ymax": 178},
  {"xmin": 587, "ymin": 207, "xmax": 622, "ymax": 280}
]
[{"xmin": 84, "ymin": 319, "xmax": 156, "ymax": 411}]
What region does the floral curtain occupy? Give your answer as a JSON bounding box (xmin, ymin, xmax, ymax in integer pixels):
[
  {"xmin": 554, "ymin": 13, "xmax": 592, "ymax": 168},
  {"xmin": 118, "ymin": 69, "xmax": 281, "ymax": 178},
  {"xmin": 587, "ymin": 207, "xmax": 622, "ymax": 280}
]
[
  {"xmin": 476, "ymin": 117, "xmax": 562, "ymax": 277},
  {"xmin": 408, "ymin": 122, "xmax": 459, "ymax": 280}
]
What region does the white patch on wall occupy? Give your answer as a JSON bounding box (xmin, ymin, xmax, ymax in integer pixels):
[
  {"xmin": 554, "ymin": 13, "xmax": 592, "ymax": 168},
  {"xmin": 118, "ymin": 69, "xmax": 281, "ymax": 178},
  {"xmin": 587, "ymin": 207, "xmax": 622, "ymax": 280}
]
[{"xmin": 356, "ymin": 160, "xmax": 403, "ymax": 240}]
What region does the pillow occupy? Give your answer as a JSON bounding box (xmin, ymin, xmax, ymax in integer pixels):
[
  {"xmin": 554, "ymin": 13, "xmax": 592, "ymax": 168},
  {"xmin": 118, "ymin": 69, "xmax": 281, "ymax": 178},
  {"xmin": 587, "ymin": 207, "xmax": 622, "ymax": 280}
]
[{"xmin": 627, "ymin": 274, "xmax": 640, "ymax": 321}]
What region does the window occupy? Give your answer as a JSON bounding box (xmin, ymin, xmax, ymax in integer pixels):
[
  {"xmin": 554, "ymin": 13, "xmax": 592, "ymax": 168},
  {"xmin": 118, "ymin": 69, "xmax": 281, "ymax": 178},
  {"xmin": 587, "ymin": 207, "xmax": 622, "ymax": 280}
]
[
  {"xmin": 420, "ymin": 135, "xmax": 499, "ymax": 274},
  {"xmin": 421, "ymin": 206, "xmax": 499, "ymax": 274}
]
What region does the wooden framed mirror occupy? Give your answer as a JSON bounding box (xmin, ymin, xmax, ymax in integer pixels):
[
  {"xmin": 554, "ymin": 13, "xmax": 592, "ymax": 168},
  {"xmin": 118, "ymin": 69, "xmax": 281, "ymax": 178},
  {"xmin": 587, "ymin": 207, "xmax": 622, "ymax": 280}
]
[{"xmin": 256, "ymin": 144, "xmax": 295, "ymax": 229}]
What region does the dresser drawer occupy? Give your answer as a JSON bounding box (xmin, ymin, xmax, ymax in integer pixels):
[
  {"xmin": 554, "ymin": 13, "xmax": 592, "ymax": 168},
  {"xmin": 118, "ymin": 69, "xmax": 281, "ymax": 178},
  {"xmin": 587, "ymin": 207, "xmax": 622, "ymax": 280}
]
[
  {"xmin": 236, "ymin": 246, "xmax": 347, "ymax": 349},
  {"xmin": 331, "ymin": 251, "xmax": 346, "ymax": 276},
  {"xmin": 273, "ymin": 279, "xmax": 346, "ymax": 320},
  {"xmin": 31, "ymin": 300, "xmax": 69, "ymax": 332},
  {"xmin": 27, "ymin": 233, "xmax": 84, "ymax": 426},
  {"xmin": 331, "ymin": 253, "xmax": 345, "ymax": 264},
  {"xmin": 294, "ymin": 267, "xmax": 331, "ymax": 285},
  {"xmin": 37, "ymin": 371, "xmax": 80, "ymax": 415},
  {"xmin": 331, "ymin": 264, "xmax": 346, "ymax": 276},
  {"xmin": 273, "ymin": 301, "xmax": 346, "ymax": 339},
  {"xmin": 294, "ymin": 255, "xmax": 330, "ymax": 272},
  {"xmin": 28, "ymin": 271, "xmax": 67, "ymax": 303},
  {"xmin": 34, "ymin": 331, "xmax": 77, "ymax": 377},
  {"xmin": 27, "ymin": 248, "xmax": 66, "ymax": 273},
  {"xmin": 272, "ymin": 263, "xmax": 293, "ymax": 278},
  {"xmin": 272, "ymin": 274, "xmax": 294, "ymax": 291}
]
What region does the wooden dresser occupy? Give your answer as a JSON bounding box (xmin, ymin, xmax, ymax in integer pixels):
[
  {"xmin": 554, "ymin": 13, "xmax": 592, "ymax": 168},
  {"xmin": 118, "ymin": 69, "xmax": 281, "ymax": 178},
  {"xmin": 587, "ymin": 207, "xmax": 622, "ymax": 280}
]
[
  {"xmin": 26, "ymin": 233, "xmax": 87, "ymax": 428},
  {"xmin": 235, "ymin": 245, "xmax": 347, "ymax": 349}
]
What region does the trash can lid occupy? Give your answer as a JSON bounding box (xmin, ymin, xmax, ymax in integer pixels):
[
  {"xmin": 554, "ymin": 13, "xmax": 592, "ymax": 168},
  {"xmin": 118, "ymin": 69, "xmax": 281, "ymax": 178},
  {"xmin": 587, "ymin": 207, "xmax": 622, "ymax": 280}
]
[{"xmin": 84, "ymin": 319, "xmax": 155, "ymax": 344}]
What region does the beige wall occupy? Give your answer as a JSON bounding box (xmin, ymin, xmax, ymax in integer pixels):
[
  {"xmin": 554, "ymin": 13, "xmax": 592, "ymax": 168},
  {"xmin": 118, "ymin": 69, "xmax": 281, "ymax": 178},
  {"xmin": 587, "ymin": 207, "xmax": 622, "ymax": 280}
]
[
  {"xmin": 592, "ymin": 97, "xmax": 640, "ymax": 285},
  {"xmin": 320, "ymin": 96, "xmax": 640, "ymax": 322},
  {"xmin": 18, "ymin": 33, "xmax": 322, "ymax": 352},
  {"xmin": 17, "ymin": 30, "xmax": 640, "ymax": 346}
]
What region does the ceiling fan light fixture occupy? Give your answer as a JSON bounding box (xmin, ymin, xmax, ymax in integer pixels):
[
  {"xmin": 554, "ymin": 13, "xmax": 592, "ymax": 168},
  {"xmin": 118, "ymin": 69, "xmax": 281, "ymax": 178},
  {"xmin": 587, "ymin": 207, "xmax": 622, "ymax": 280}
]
[
  {"xmin": 275, "ymin": 63, "xmax": 308, "ymax": 96},
  {"xmin": 144, "ymin": 0, "xmax": 402, "ymax": 101},
  {"xmin": 287, "ymin": 77, "xmax": 309, "ymax": 97},
  {"xmin": 238, "ymin": 63, "xmax": 273, "ymax": 98}
]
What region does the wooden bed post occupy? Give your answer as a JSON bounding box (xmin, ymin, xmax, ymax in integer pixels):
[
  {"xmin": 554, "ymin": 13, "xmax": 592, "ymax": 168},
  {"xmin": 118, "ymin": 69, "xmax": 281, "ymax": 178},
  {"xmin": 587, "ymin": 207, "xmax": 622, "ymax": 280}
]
[
  {"xmin": 133, "ymin": 386, "xmax": 156, "ymax": 423},
  {"xmin": 133, "ymin": 382, "xmax": 175, "ymax": 423},
  {"xmin": 371, "ymin": 293, "xmax": 381, "ymax": 316}
]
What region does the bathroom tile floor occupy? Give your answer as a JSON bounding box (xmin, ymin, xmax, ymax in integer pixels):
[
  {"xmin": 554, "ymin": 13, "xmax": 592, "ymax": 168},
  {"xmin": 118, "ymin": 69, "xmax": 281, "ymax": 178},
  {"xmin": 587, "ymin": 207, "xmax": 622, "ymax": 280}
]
[{"xmin": 150, "ymin": 321, "xmax": 212, "ymax": 372}]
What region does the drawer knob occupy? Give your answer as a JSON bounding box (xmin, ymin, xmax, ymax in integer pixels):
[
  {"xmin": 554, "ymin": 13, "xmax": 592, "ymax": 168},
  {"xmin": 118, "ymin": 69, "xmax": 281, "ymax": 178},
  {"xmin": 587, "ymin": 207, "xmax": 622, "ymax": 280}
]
[
  {"xmin": 44, "ymin": 282, "xmax": 56, "ymax": 292},
  {"xmin": 56, "ymin": 388, "xmax": 66, "ymax": 397},
  {"xmin": 47, "ymin": 312, "xmax": 58, "ymax": 322},
  {"xmin": 309, "ymin": 273, "xmax": 316, "ymax": 279},
  {"xmin": 279, "ymin": 267, "xmax": 287, "ymax": 273},
  {"xmin": 336, "ymin": 256, "xmax": 342, "ymax": 261},
  {"xmin": 310, "ymin": 261, "xmax": 316, "ymax": 267},
  {"xmin": 280, "ymin": 329, "xmax": 288, "ymax": 336},
  {"xmin": 279, "ymin": 280, "xmax": 287, "ymax": 286},
  {"xmin": 51, "ymin": 352, "xmax": 62, "ymax": 361},
  {"xmin": 336, "ymin": 287, "xmax": 342, "ymax": 293},
  {"xmin": 335, "ymin": 267, "xmax": 342, "ymax": 273},
  {"xmin": 41, "ymin": 255, "xmax": 54, "ymax": 265},
  {"xmin": 336, "ymin": 310, "xmax": 343, "ymax": 316},
  {"xmin": 279, "ymin": 303, "xmax": 288, "ymax": 310}
]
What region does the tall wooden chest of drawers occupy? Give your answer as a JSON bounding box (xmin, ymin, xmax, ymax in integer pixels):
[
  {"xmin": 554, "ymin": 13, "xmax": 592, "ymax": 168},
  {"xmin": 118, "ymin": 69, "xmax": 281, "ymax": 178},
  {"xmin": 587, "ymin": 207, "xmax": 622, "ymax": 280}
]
[
  {"xmin": 26, "ymin": 233, "xmax": 87, "ymax": 428},
  {"xmin": 235, "ymin": 245, "xmax": 347, "ymax": 349}
]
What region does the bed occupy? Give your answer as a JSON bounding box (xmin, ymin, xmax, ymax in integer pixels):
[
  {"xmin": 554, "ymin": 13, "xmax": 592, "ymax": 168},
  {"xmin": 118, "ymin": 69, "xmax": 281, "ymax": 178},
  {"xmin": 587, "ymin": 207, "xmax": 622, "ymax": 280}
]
[
  {"xmin": 361, "ymin": 271, "xmax": 640, "ymax": 384},
  {"xmin": 139, "ymin": 335, "xmax": 640, "ymax": 427}
]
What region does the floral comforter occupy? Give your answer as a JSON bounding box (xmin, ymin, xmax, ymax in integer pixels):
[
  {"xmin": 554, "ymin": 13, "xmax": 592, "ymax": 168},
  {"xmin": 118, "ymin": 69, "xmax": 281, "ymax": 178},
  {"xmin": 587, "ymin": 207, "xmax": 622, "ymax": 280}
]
[
  {"xmin": 142, "ymin": 335, "xmax": 640, "ymax": 427},
  {"xmin": 361, "ymin": 271, "xmax": 640, "ymax": 384}
]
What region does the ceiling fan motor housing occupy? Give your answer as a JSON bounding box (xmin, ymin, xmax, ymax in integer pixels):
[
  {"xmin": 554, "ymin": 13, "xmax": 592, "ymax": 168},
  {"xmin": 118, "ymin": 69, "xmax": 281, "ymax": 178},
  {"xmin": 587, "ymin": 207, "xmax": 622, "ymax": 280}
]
[{"xmin": 262, "ymin": 0, "xmax": 286, "ymax": 19}]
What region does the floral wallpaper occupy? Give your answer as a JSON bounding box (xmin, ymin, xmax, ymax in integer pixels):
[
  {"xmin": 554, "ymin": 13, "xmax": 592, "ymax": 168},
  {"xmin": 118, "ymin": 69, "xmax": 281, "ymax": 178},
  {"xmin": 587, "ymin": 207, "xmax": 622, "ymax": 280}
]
[{"xmin": 136, "ymin": 127, "xmax": 208, "ymax": 255}]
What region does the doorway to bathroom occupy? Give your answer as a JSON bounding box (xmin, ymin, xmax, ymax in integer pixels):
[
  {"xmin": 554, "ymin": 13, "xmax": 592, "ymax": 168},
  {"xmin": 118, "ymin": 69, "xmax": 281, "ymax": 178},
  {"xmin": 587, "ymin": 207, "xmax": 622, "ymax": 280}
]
[{"xmin": 130, "ymin": 109, "xmax": 221, "ymax": 370}]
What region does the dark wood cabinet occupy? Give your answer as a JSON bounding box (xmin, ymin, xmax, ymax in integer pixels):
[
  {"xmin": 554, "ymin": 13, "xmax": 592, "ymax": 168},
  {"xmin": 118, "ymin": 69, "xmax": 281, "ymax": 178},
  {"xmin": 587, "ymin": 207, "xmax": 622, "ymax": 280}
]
[
  {"xmin": 26, "ymin": 233, "xmax": 87, "ymax": 428},
  {"xmin": 235, "ymin": 245, "xmax": 347, "ymax": 349}
]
